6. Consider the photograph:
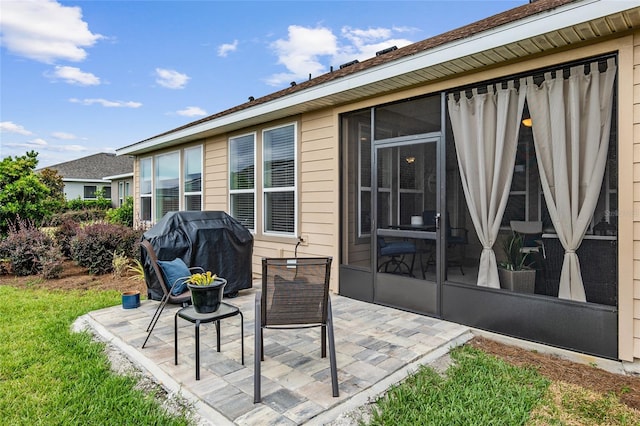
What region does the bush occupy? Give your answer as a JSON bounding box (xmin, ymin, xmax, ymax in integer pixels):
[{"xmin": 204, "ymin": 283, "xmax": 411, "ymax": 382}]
[
  {"xmin": 47, "ymin": 209, "xmax": 107, "ymax": 227},
  {"xmin": 0, "ymin": 218, "xmax": 63, "ymax": 278},
  {"xmin": 54, "ymin": 219, "xmax": 80, "ymax": 259},
  {"xmin": 66, "ymin": 196, "xmax": 112, "ymax": 211},
  {"xmin": 106, "ymin": 196, "xmax": 134, "ymax": 227},
  {"xmin": 71, "ymin": 223, "xmax": 142, "ymax": 275}
]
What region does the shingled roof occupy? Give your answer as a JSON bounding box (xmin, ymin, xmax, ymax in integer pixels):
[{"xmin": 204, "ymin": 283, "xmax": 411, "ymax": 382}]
[{"xmin": 41, "ymin": 153, "xmax": 133, "ymax": 181}]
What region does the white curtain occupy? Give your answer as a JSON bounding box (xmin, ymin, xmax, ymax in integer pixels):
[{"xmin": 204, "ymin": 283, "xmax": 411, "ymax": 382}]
[
  {"xmin": 526, "ymin": 58, "xmax": 616, "ymax": 301},
  {"xmin": 448, "ymin": 80, "xmax": 526, "ymax": 287}
]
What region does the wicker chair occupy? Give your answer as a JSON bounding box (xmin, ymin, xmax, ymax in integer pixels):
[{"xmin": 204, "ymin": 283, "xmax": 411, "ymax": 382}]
[
  {"xmin": 140, "ymin": 240, "xmax": 202, "ymax": 348},
  {"xmin": 254, "ymin": 257, "xmax": 338, "ymax": 403}
]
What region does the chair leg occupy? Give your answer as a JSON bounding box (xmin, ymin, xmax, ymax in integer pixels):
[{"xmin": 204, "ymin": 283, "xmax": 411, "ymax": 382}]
[
  {"xmin": 327, "ymin": 297, "xmax": 339, "ymax": 397},
  {"xmin": 321, "ymin": 325, "xmax": 327, "ymax": 358},
  {"xmin": 254, "ymin": 292, "xmax": 262, "ymax": 403},
  {"xmin": 142, "ymin": 295, "xmax": 169, "ymax": 348}
]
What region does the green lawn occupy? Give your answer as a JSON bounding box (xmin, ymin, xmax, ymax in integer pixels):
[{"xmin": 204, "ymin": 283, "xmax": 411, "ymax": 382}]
[{"xmin": 0, "ymin": 286, "xmax": 191, "ymax": 425}]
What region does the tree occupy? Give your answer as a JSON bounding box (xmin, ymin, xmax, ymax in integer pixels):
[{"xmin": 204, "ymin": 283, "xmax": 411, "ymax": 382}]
[
  {"xmin": 38, "ymin": 168, "xmax": 65, "ymax": 205},
  {"xmin": 0, "ymin": 151, "xmax": 63, "ymax": 233}
]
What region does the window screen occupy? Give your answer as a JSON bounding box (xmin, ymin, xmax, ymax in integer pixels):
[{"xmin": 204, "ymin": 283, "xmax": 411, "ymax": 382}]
[{"xmin": 263, "ymin": 124, "xmax": 295, "ymax": 234}]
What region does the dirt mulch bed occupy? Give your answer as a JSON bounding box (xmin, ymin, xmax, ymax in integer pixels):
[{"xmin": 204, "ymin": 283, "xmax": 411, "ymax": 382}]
[{"xmin": 469, "ymin": 336, "xmax": 640, "ymax": 410}]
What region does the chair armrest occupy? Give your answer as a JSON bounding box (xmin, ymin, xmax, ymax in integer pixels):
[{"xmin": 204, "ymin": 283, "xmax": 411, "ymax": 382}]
[{"xmin": 188, "ymin": 266, "xmax": 205, "ymax": 274}]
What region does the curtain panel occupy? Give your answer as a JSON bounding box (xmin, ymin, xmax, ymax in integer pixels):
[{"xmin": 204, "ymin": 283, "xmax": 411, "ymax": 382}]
[
  {"xmin": 448, "ymin": 80, "xmax": 526, "ymax": 287},
  {"xmin": 526, "ymin": 58, "xmax": 617, "ymax": 301}
]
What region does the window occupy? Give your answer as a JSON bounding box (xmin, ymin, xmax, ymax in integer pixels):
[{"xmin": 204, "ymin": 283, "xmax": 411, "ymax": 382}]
[
  {"xmin": 139, "ymin": 147, "xmax": 202, "ymax": 223},
  {"xmin": 118, "ymin": 182, "xmax": 124, "ymax": 206},
  {"xmin": 140, "ymin": 157, "xmax": 152, "ymax": 222},
  {"xmin": 229, "ymin": 133, "xmax": 255, "ymax": 230},
  {"xmin": 263, "ymin": 124, "xmax": 296, "ymax": 235},
  {"xmin": 84, "ymin": 185, "xmax": 97, "ymax": 199},
  {"xmin": 184, "ymin": 146, "xmax": 202, "ymax": 211},
  {"xmin": 155, "ymin": 151, "xmax": 180, "ymax": 220},
  {"xmin": 102, "ymin": 186, "xmax": 111, "ymax": 199}
]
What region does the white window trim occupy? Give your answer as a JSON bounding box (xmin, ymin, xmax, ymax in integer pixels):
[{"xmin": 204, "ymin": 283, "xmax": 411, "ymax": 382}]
[
  {"xmin": 139, "ymin": 156, "xmax": 153, "ymax": 223},
  {"xmin": 262, "ymin": 122, "xmax": 297, "ymax": 237},
  {"xmin": 229, "ymin": 132, "xmax": 257, "ymax": 232},
  {"xmin": 183, "ymin": 145, "xmax": 203, "ymax": 211}
]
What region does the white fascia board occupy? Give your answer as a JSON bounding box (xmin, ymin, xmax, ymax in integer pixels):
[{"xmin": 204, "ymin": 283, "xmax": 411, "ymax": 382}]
[
  {"xmin": 63, "ymin": 178, "xmax": 111, "ymax": 183},
  {"xmin": 118, "ymin": 0, "xmax": 633, "ymax": 156},
  {"xmin": 102, "ymin": 172, "xmax": 133, "ymax": 180}
]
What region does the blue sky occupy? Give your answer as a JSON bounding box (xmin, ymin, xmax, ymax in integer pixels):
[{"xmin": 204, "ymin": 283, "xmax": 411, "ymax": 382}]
[{"xmin": 0, "ymin": 0, "xmax": 526, "ymax": 168}]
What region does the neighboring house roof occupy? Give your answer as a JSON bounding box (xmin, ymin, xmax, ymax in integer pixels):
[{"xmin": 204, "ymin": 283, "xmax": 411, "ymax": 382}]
[
  {"xmin": 117, "ymin": 0, "xmax": 639, "ymax": 156},
  {"xmin": 41, "ymin": 153, "xmax": 134, "ymax": 182}
]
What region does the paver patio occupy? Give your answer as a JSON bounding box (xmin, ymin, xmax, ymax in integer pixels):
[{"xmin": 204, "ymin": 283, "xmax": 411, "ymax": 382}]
[{"xmin": 77, "ymin": 283, "xmax": 472, "ymax": 425}]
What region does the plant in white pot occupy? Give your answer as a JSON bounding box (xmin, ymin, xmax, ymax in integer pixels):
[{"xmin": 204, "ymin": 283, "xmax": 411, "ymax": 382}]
[
  {"xmin": 186, "ymin": 271, "xmax": 227, "ymax": 313},
  {"xmin": 498, "ymin": 232, "xmax": 536, "ymax": 293}
]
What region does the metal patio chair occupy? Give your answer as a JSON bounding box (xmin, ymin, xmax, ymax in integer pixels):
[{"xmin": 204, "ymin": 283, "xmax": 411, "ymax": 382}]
[
  {"xmin": 254, "ymin": 257, "xmax": 338, "ymax": 403},
  {"xmin": 140, "ymin": 239, "xmax": 202, "ymax": 348}
]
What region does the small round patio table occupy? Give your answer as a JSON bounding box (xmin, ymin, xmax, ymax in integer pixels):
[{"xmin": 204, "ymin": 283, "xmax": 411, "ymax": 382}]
[{"xmin": 174, "ymin": 302, "xmax": 244, "ymax": 380}]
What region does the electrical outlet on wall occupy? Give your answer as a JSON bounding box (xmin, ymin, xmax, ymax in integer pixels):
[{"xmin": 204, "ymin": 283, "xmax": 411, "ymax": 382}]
[{"xmin": 299, "ymin": 234, "xmax": 309, "ymax": 246}]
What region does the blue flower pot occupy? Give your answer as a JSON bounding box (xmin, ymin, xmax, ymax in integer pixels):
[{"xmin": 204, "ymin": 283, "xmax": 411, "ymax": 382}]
[{"xmin": 122, "ymin": 291, "xmax": 140, "ymax": 309}]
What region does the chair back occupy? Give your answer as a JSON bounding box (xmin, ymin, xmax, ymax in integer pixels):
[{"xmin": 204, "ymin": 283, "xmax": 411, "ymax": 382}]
[
  {"xmin": 261, "ymin": 257, "xmax": 332, "ymax": 327},
  {"xmin": 141, "ymin": 239, "xmax": 170, "ymax": 297},
  {"xmin": 510, "ymin": 221, "xmax": 543, "ymax": 247}
]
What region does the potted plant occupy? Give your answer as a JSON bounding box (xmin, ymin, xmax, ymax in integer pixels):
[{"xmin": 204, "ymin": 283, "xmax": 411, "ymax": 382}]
[
  {"xmin": 498, "ymin": 232, "xmax": 536, "ymax": 293},
  {"xmin": 186, "ymin": 271, "xmax": 227, "ymax": 313}
]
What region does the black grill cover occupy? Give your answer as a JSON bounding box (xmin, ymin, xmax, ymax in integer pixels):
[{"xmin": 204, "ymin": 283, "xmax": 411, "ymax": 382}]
[{"xmin": 141, "ymin": 211, "xmax": 253, "ymax": 301}]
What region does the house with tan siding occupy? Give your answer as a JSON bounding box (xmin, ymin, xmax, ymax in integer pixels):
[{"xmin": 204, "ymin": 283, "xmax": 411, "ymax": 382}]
[{"xmin": 117, "ymin": 0, "xmax": 640, "ymax": 364}]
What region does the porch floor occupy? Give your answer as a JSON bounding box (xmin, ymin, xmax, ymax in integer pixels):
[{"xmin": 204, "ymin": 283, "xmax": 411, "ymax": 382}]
[{"xmin": 77, "ymin": 283, "xmax": 471, "ymax": 425}]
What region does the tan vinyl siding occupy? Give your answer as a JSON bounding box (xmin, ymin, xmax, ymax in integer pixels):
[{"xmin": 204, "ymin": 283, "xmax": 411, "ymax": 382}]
[
  {"xmin": 299, "ymin": 110, "xmax": 339, "ymax": 290},
  {"xmin": 203, "ymin": 136, "xmax": 228, "ymax": 211},
  {"xmin": 633, "ymin": 30, "xmax": 640, "ymax": 359}
]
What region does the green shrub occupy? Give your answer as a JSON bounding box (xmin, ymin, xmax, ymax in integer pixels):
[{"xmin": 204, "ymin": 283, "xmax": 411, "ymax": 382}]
[
  {"xmin": 106, "ymin": 196, "xmax": 134, "ymax": 227},
  {"xmin": 66, "ymin": 196, "xmax": 111, "ymax": 211},
  {"xmin": 0, "ymin": 218, "xmax": 63, "ymax": 278},
  {"xmin": 71, "ymin": 223, "xmax": 142, "ymax": 275}
]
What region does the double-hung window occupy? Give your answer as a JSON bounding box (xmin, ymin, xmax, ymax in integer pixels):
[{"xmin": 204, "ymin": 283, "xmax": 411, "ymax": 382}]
[
  {"xmin": 155, "ymin": 151, "xmax": 180, "ymax": 220},
  {"xmin": 263, "ymin": 123, "xmax": 296, "ymax": 235},
  {"xmin": 184, "ymin": 146, "xmax": 202, "ymax": 211},
  {"xmin": 229, "ymin": 133, "xmax": 256, "ymax": 230},
  {"xmin": 140, "ymin": 157, "xmax": 152, "ymax": 221}
]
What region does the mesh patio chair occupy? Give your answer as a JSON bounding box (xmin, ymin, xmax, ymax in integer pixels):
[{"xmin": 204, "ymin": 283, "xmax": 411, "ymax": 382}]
[
  {"xmin": 254, "ymin": 257, "xmax": 338, "ymax": 403},
  {"xmin": 422, "ymin": 210, "xmax": 469, "ymax": 274},
  {"xmin": 140, "ymin": 240, "xmax": 202, "ymax": 348}
]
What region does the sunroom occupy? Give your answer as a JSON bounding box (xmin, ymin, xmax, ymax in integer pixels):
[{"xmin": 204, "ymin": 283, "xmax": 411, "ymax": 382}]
[{"xmin": 339, "ymin": 53, "xmax": 619, "ymax": 359}]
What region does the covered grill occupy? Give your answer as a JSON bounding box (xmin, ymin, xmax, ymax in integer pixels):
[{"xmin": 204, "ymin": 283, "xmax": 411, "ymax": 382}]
[{"xmin": 141, "ymin": 211, "xmax": 253, "ymax": 300}]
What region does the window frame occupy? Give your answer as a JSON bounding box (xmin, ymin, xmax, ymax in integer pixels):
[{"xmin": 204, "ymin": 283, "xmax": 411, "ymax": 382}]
[
  {"xmin": 262, "ymin": 122, "xmax": 297, "ymax": 237},
  {"xmin": 139, "ymin": 157, "xmax": 152, "ymax": 222},
  {"xmin": 229, "ymin": 132, "xmax": 257, "ymax": 232},
  {"xmin": 183, "ymin": 145, "xmax": 203, "ymax": 212}
]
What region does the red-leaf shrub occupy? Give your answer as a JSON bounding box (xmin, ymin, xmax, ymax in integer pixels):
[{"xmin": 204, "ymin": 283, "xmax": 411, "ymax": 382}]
[
  {"xmin": 0, "ymin": 218, "xmax": 63, "ymax": 278},
  {"xmin": 71, "ymin": 222, "xmax": 142, "ymax": 275}
]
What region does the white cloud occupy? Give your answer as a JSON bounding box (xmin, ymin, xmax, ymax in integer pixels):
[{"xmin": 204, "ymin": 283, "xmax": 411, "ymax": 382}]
[
  {"xmin": 69, "ymin": 98, "xmax": 142, "ymax": 108},
  {"xmin": 266, "ymin": 25, "xmax": 336, "ymax": 86},
  {"xmin": 51, "ymin": 131, "xmax": 77, "ymax": 140},
  {"xmin": 0, "ymin": 0, "xmax": 103, "ymax": 63},
  {"xmin": 176, "ymin": 106, "xmax": 207, "ymax": 117},
  {"xmin": 48, "ymin": 65, "xmax": 100, "ymax": 85},
  {"xmin": 155, "ymin": 68, "xmax": 190, "ymax": 89},
  {"xmin": 217, "ymin": 40, "xmax": 238, "ymax": 57},
  {"xmin": 266, "ymin": 25, "xmax": 414, "ymax": 87},
  {"xmin": 0, "ymin": 121, "xmax": 33, "ymax": 135}
]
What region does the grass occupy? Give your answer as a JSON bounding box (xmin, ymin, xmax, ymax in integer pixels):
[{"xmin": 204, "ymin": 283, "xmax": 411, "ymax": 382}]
[
  {"xmin": 368, "ymin": 345, "xmax": 549, "ymax": 425},
  {"xmin": 0, "ymin": 286, "xmax": 191, "ymax": 425},
  {"xmin": 366, "ymin": 345, "xmax": 640, "ymax": 426}
]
